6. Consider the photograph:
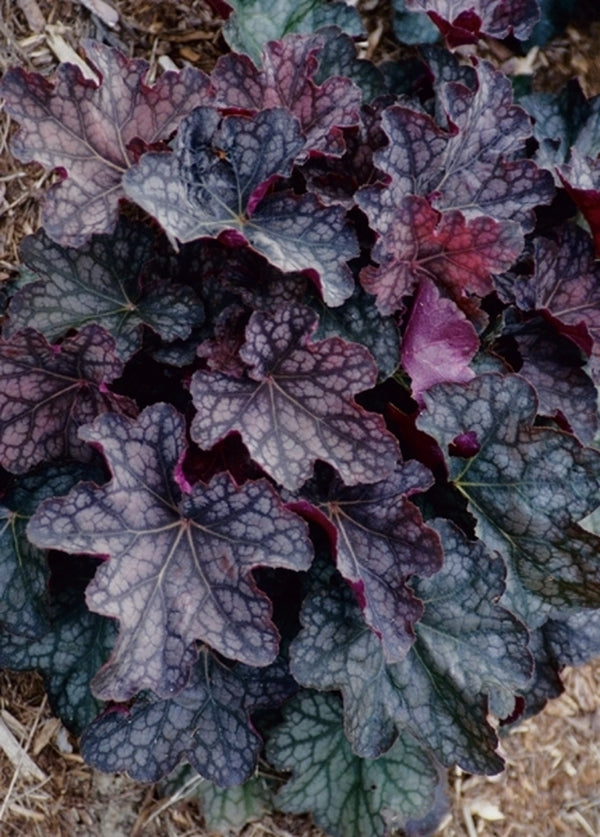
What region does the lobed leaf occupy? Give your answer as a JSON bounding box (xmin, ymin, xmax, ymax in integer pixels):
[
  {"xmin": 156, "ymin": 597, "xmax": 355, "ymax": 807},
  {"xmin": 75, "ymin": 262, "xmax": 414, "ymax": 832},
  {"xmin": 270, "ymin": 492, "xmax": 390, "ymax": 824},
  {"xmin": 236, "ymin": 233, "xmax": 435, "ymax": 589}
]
[
  {"xmin": 417, "ymin": 373, "xmax": 600, "ymax": 625},
  {"xmin": 0, "ymin": 464, "xmax": 99, "ymax": 638},
  {"xmin": 6, "ymin": 219, "xmax": 203, "ymax": 360},
  {"xmin": 195, "ymin": 776, "xmax": 272, "ymax": 833},
  {"xmin": 27, "ymin": 403, "xmax": 313, "ymax": 701},
  {"xmin": 401, "ymin": 278, "xmax": 478, "ymax": 403},
  {"xmin": 0, "ymin": 325, "xmax": 137, "ymax": 474},
  {"xmin": 371, "ymin": 62, "xmax": 554, "ymax": 231},
  {"xmin": 403, "ymin": 0, "xmax": 540, "ymax": 45},
  {"xmin": 0, "ymin": 588, "xmax": 117, "ymax": 735},
  {"xmin": 123, "ymin": 107, "xmax": 358, "ymax": 306},
  {"xmin": 291, "ymin": 519, "xmax": 531, "ymax": 771},
  {"xmin": 511, "ymin": 319, "xmax": 598, "ymax": 443},
  {"xmin": 558, "ymin": 151, "xmax": 600, "ymax": 256},
  {"xmin": 80, "ymin": 649, "xmax": 291, "ymax": 786},
  {"xmin": 508, "ymin": 224, "xmax": 600, "ymax": 380},
  {"xmin": 216, "ymin": 0, "xmax": 364, "ymax": 65},
  {"xmin": 190, "ymin": 304, "xmax": 400, "ymax": 490},
  {"xmin": 299, "ymin": 461, "xmax": 442, "ymax": 662},
  {"xmin": 268, "ymin": 691, "xmax": 440, "ymax": 837},
  {"xmin": 212, "ymin": 34, "xmax": 361, "ymax": 156},
  {"xmin": 0, "ymin": 41, "xmax": 213, "ymax": 246},
  {"xmin": 358, "ymin": 194, "xmax": 522, "ymax": 316}
]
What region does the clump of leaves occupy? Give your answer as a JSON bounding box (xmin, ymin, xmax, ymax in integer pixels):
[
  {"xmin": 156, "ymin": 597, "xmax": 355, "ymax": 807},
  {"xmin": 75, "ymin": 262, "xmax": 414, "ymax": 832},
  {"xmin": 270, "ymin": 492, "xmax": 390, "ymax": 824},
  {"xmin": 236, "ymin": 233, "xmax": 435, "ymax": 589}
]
[{"xmin": 1, "ymin": 1, "xmax": 600, "ymax": 835}]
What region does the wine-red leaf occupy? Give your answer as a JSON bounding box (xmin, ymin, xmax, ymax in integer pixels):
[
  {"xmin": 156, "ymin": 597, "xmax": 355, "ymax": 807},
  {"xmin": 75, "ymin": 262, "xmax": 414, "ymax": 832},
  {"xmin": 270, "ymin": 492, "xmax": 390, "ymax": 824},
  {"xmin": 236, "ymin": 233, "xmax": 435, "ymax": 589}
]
[
  {"xmin": 358, "ymin": 195, "xmax": 522, "ymax": 316},
  {"xmin": 402, "ymin": 278, "xmax": 478, "ymax": 403}
]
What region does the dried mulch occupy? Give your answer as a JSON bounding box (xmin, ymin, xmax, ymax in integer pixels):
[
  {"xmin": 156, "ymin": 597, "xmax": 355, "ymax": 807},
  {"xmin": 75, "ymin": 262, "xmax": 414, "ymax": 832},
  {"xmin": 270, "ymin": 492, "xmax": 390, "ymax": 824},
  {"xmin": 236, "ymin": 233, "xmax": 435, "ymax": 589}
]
[{"xmin": 2, "ymin": 1, "xmax": 600, "ymax": 835}]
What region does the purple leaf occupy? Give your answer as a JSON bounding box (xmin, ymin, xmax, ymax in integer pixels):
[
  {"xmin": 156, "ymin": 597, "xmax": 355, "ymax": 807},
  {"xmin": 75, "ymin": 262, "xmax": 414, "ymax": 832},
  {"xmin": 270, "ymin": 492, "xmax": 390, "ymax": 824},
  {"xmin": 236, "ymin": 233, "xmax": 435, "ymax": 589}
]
[
  {"xmin": 81, "ymin": 649, "xmax": 288, "ymax": 786},
  {"xmin": 512, "ymin": 320, "xmax": 598, "ymax": 444},
  {"xmin": 123, "ymin": 108, "xmax": 358, "ymax": 306},
  {"xmin": 402, "ymin": 278, "xmax": 478, "ymax": 403},
  {"xmin": 0, "ymin": 325, "xmax": 136, "ymax": 474},
  {"xmin": 300, "ymin": 461, "xmax": 443, "ymax": 662},
  {"xmin": 510, "ymin": 225, "xmax": 600, "ymax": 378},
  {"xmin": 190, "ymin": 304, "xmax": 401, "ymax": 490},
  {"xmin": 403, "ymin": 0, "xmax": 540, "ymax": 45},
  {"xmin": 0, "ymin": 41, "xmax": 213, "ymax": 246},
  {"xmin": 358, "ymin": 195, "xmax": 522, "ymax": 316},
  {"xmin": 559, "ymin": 150, "xmax": 600, "ymax": 256},
  {"xmin": 27, "ymin": 403, "xmax": 313, "ymax": 700},
  {"xmin": 369, "ymin": 62, "xmax": 554, "ymax": 231},
  {"xmin": 212, "ymin": 34, "xmax": 361, "ymax": 156}
]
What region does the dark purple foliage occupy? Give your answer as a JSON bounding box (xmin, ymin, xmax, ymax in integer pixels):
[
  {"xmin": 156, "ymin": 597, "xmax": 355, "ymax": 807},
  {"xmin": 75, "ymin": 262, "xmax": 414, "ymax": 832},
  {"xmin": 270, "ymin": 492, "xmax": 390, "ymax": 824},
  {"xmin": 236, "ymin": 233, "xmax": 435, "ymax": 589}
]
[{"xmin": 4, "ymin": 2, "xmax": 600, "ymax": 833}]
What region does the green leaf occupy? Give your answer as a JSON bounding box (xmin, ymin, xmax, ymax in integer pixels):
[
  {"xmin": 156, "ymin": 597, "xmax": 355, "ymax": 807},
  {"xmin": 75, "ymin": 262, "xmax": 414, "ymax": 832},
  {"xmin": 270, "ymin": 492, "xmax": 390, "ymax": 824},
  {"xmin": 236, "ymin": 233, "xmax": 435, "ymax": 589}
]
[
  {"xmin": 290, "ymin": 520, "xmax": 531, "ymax": 772},
  {"xmin": 267, "ymin": 691, "xmax": 439, "ymax": 837},
  {"xmin": 197, "ymin": 775, "xmax": 272, "ymax": 833},
  {"xmin": 0, "ymin": 464, "xmax": 101, "ymax": 638},
  {"xmin": 312, "ymin": 284, "xmax": 400, "ymax": 379},
  {"xmin": 418, "ymin": 373, "xmax": 600, "ymax": 625},
  {"xmin": 0, "ymin": 586, "xmax": 117, "ymax": 734},
  {"xmin": 221, "ymin": 0, "xmax": 364, "ymax": 65}
]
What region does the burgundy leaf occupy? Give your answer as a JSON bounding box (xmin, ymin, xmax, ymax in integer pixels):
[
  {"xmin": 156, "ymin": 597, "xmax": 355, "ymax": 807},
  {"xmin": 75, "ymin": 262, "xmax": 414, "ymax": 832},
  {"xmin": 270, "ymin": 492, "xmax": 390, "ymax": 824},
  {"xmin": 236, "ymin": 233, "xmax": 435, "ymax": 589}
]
[
  {"xmin": 190, "ymin": 304, "xmax": 400, "ymax": 490},
  {"xmin": 369, "ymin": 62, "xmax": 554, "ymax": 231},
  {"xmin": 358, "ymin": 195, "xmax": 522, "ymax": 316},
  {"xmin": 301, "ymin": 461, "xmax": 443, "ymax": 662},
  {"xmin": 402, "ymin": 278, "xmax": 478, "ymax": 403},
  {"xmin": 212, "ymin": 34, "xmax": 361, "ymax": 157},
  {"xmin": 514, "ymin": 322, "xmax": 598, "ymax": 444},
  {"xmin": 0, "ymin": 325, "xmax": 136, "ymax": 474},
  {"xmin": 27, "ymin": 404, "xmax": 313, "ymax": 700},
  {"xmin": 123, "ymin": 107, "xmax": 358, "ymax": 306},
  {"xmin": 0, "ymin": 40, "xmax": 213, "ymax": 246},
  {"xmin": 403, "ymin": 0, "xmax": 540, "ymax": 45}
]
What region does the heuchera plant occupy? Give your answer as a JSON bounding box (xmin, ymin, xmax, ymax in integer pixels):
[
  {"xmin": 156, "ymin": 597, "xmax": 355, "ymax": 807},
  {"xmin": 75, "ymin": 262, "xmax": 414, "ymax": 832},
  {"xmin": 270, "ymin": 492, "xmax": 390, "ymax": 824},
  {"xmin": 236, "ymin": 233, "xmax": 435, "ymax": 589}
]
[{"xmin": 1, "ymin": 0, "xmax": 600, "ymax": 833}]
